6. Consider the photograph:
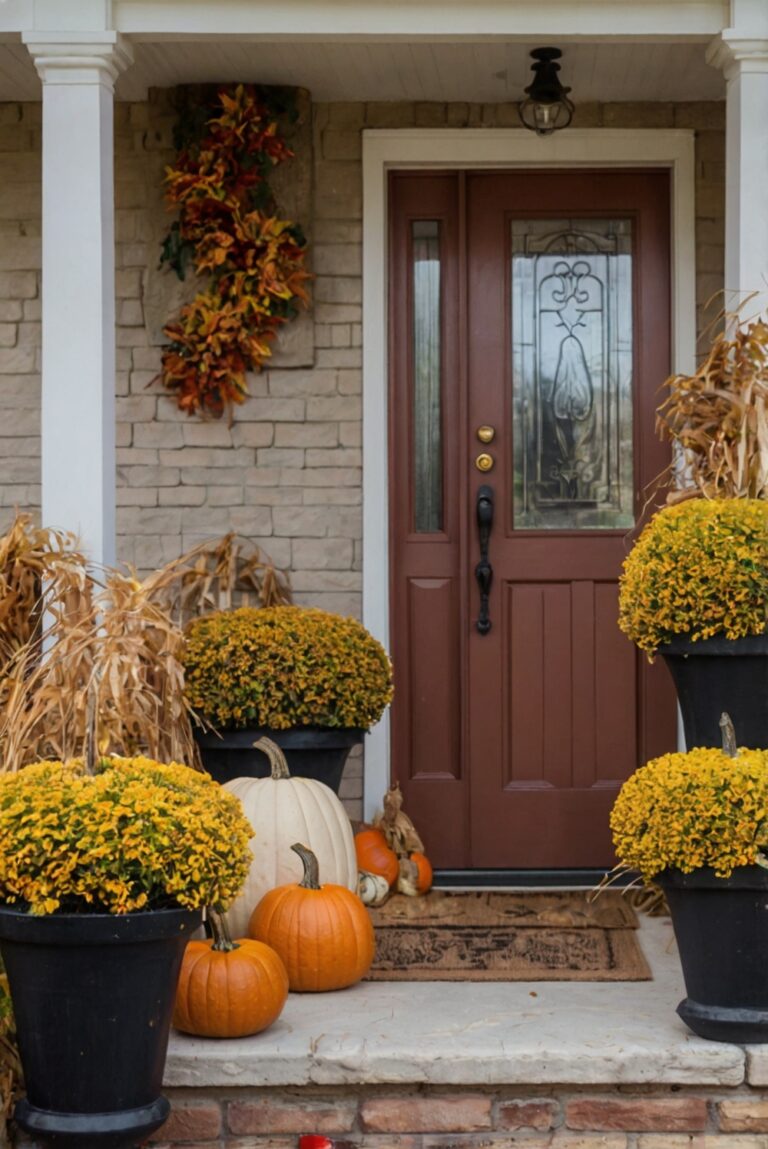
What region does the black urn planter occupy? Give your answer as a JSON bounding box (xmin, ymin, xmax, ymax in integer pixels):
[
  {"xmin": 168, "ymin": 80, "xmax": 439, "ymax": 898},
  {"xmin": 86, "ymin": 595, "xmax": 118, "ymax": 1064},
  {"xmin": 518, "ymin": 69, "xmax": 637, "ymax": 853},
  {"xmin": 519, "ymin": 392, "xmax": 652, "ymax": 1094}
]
[
  {"xmin": 657, "ymin": 866, "xmax": 768, "ymax": 1043},
  {"xmin": 194, "ymin": 725, "xmax": 364, "ymax": 791},
  {"xmin": 0, "ymin": 905, "xmax": 202, "ymax": 1149},
  {"xmin": 658, "ymin": 632, "xmax": 768, "ymax": 749}
]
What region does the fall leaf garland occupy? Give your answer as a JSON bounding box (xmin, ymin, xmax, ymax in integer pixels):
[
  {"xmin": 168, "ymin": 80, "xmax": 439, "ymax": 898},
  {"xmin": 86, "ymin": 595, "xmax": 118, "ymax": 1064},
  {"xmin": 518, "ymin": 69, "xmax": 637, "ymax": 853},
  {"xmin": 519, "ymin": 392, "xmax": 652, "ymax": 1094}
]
[{"xmin": 159, "ymin": 84, "xmax": 310, "ymax": 419}]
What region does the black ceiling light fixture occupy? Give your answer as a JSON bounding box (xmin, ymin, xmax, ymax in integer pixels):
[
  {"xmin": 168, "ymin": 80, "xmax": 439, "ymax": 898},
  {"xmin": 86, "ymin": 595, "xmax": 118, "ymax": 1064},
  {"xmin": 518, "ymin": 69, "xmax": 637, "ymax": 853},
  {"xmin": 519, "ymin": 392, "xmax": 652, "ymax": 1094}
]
[{"xmin": 518, "ymin": 47, "xmax": 574, "ymax": 136}]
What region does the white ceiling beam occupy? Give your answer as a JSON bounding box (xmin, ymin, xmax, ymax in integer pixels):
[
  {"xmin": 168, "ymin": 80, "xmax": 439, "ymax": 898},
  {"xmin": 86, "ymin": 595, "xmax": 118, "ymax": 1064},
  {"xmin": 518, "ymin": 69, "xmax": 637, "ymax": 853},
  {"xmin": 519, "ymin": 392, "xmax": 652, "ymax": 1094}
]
[
  {"xmin": 1, "ymin": 0, "xmax": 731, "ymax": 43},
  {"xmin": 116, "ymin": 0, "xmax": 728, "ymax": 43}
]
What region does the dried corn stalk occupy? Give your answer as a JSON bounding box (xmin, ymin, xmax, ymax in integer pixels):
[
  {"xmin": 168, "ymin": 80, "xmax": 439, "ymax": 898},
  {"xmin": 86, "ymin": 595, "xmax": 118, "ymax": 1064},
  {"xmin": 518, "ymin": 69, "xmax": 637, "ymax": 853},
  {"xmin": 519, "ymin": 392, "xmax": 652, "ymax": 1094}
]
[
  {"xmin": 656, "ymin": 316, "xmax": 768, "ymax": 500},
  {"xmin": 0, "ymin": 518, "xmax": 292, "ymax": 772},
  {"xmin": 145, "ymin": 532, "xmax": 291, "ymax": 626},
  {"xmin": 0, "ymin": 567, "xmax": 199, "ymax": 772}
]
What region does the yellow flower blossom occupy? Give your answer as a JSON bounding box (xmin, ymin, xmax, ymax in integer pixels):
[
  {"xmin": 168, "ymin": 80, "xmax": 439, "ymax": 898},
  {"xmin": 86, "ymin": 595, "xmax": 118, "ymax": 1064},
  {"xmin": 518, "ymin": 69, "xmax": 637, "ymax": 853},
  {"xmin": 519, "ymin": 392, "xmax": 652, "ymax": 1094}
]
[
  {"xmin": 0, "ymin": 756, "xmax": 253, "ymax": 916},
  {"xmin": 611, "ymin": 745, "xmax": 768, "ymax": 881},
  {"xmin": 618, "ymin": 498, "xmax": 768, "ymax": 655},
  {"xmin": 183, "ymin": 605, "xmax": 394, "ymax": 731}
]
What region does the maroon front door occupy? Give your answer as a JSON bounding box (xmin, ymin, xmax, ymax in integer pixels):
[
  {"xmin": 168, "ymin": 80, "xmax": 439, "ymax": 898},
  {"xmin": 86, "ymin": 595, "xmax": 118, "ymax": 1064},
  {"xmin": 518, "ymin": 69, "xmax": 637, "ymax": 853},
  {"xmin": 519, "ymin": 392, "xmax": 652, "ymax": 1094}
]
[{"xmin": 389, "ymin": 169, "xmax": 677, "ymax": 871}]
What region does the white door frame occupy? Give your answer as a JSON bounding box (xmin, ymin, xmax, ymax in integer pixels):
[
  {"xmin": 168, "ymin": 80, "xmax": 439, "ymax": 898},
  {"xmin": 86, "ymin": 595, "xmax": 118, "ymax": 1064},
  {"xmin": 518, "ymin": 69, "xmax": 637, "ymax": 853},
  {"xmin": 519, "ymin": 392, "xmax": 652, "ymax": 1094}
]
[{"xmin": 361, "ymin": 127, "xmax": 697, "ymax": 819}]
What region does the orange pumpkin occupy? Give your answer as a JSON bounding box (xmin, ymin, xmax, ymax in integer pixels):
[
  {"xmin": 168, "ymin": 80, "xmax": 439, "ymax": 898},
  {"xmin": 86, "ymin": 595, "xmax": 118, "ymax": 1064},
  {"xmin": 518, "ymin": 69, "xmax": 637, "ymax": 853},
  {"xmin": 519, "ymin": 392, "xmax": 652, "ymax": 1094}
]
[
  {"xmin": 354, "ymin": 827, "xmax": 399, "ymax": 888},
  {"xmin": 410, "ymin": 852, "xmax": 433, "ymax": 893},
  {"xmin": 174, "ymin": 911, "xmax": 289, "ymax": 1038},
  {"xmin": 249, "ymin": 843, "xmax": 375, "ymax": 992}
]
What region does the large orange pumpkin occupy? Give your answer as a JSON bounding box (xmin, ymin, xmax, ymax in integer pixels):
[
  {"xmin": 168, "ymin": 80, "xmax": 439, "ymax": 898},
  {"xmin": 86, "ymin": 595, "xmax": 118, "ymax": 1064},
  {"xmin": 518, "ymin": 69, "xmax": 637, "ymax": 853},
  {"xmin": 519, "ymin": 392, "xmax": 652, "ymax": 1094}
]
[
  {"xmin": 354, "ymin": 827, "xmax": 398, "ymax": 888},
  {"xmin": 174, "ymin": 911, "xmax": 289, "ymax": 1038},
  {"xmin": 249, "ymin": 843, "xmax": 375, "ymax": 992}
]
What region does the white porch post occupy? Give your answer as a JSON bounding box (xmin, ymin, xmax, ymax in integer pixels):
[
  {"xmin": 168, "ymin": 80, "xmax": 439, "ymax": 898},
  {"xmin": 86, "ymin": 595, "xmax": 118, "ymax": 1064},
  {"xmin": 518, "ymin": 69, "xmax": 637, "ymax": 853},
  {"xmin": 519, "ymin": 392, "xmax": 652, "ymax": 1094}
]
[
  {"xmin": 22, "ymin": 33, "xmax": 133, "ymax": 564},
  {"xmin": 707, "ymin": 29, "xmax": 768, "ymax": 313}
]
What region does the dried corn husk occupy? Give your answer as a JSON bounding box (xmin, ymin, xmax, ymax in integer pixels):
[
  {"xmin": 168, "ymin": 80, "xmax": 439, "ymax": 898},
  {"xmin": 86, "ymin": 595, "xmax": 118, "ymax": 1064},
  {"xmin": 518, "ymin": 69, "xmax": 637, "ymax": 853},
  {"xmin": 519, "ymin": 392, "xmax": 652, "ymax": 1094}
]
[
  {"xmin": 374, "ymin": 783, "xmax": 425, "ymax": 856},
  {"xmin": 657, "ymin": 315, "xmax": 768, "ymax": 500}
]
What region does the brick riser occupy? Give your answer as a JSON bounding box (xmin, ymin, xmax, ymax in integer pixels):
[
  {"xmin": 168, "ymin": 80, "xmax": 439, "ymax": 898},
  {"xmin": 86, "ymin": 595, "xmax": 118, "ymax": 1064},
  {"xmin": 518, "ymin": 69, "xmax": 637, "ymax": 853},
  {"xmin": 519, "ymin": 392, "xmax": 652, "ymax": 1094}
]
[{"xmin": 92, "ymin": 1084, "xmax": 768, "ymax": 1147}]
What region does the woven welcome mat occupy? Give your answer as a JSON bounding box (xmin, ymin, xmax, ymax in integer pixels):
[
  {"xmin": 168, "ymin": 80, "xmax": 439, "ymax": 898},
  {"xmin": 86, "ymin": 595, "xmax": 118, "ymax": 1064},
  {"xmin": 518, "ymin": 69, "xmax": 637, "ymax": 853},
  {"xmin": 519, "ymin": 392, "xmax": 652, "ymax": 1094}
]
[{"xmin": 366, "ymin": 889, "xmax": 651, "ymax": 982}]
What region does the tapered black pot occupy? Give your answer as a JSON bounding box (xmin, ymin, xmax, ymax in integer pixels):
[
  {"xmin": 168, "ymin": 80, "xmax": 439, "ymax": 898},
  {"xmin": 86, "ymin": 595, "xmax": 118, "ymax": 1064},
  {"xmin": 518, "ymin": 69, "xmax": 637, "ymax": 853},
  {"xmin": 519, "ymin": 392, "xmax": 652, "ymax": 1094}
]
[
  {"xmin": 0, "ymin": 905, "xmax": 201, "ymax": 1149},
  {"xmin": 658, "ymin": 632, "xmax": 768, "ymax": 749},
  {"xmin": 657, "ymin": 867, "xmax": 768, "ymax": 1042},
  {"xmin": 194, "ymin": 726, "xmax": 363, "ymax": 791}
]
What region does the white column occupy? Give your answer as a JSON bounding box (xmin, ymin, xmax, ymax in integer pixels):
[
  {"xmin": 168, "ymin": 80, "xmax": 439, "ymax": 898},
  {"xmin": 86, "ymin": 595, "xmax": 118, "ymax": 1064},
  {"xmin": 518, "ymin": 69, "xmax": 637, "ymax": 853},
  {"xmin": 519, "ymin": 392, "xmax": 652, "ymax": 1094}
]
[
  {"xmin": 707, "ymin": 31, "xmax": 768, "ymax": 314},
  {"xmin": 22, "ymin": 33, "xmax": 133, "ymax": 565}
]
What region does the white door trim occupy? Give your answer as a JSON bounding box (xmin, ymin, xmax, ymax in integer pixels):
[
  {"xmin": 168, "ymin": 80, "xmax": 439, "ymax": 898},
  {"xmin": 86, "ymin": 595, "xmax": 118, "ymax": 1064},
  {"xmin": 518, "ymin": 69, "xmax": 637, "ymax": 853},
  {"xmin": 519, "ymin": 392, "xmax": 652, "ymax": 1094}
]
[{"xmin": 361, "ymin": 127, "xmax": 697, "ymax": 819}]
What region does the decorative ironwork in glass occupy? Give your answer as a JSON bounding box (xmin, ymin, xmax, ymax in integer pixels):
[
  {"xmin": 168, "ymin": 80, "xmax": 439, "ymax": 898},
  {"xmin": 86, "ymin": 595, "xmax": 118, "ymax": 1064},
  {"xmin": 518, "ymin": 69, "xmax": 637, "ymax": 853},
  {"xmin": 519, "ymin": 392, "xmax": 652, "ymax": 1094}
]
[
  {"xmin": 412, "ymin": 221, "xmax": 443, "ymax": 533},
  {"xmin": 511, "ymin": 219, "xmax": 634, "ymax": 530}
]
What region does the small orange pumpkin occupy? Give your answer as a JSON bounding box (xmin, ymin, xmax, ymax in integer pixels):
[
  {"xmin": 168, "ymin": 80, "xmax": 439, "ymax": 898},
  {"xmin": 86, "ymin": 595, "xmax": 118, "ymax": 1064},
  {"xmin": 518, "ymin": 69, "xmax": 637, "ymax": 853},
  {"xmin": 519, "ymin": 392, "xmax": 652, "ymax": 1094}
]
[
  {"xmin": 354, "ymin": 827, "xmax": 399, "ymax": 887},
  {"xmin": 174, "ymin": 911, "xmax": 289, "ymax": 1038},
  {"xmin": 249, "ymin": 843, "xmax": 376, "ymax": 992},
  {"xmin": 410, "ymin": 852, "xmax": 433, "ymax": 893}
]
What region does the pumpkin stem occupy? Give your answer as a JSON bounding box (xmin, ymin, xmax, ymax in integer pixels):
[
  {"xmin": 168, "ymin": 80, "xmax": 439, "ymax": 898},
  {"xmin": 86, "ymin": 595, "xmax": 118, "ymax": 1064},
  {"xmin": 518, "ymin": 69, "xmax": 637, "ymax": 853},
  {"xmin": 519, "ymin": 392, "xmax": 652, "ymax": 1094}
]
[
  {"xmin": 254, "ymin": 737, "xmax": 292, "ymax": 780},
  {"xmin": 208, "ymin": 909, "xmax": 239, "ymax": 952},
  {"xmin": 291, "ymin": 842, "xmax": 321, "ymax": 890},
  {"xmin": 720, "ymin": 712, "xmax": 738, "ymax": 759}
]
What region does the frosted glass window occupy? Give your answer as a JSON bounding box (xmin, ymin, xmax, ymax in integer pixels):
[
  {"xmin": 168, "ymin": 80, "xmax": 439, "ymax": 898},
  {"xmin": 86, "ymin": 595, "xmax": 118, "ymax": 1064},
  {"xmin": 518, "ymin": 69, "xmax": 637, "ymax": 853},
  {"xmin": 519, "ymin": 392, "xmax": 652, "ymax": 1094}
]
[{"xmin": 413, "ymin": 221, "xmax": 443, "ymax": 533}]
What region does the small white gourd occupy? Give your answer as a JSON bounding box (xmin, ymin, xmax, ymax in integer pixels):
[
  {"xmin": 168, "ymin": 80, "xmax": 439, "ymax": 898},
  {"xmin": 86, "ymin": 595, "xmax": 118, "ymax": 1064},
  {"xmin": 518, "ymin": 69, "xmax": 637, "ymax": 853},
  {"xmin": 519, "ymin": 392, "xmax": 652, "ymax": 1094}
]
[
  {"xmin": 223, "ymin": 737, "xmax": 357, "ymax": 937},
  {"xmin": 357, "ymin": 869, "xmax": 390, "ymax": 907}
]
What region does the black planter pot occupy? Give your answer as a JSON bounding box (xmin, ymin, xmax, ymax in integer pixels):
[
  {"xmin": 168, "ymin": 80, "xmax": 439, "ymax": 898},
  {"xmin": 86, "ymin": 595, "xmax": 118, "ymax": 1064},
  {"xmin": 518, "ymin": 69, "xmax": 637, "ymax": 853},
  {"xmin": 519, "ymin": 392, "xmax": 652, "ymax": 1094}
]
[
  {"xmin": 657, "ymin": 866, "xmax": 768, "ymax": 1043},
  {"xmin": 658, "ymin": 632, "xmax": 768, "ymax": 749},
  {"xmin": 194, "ymin": 725, "xmax": 364, "ymax": 791},
  {"xmin": 0, "ymin": 905, "xmax": 202, "ymax": 1149}
]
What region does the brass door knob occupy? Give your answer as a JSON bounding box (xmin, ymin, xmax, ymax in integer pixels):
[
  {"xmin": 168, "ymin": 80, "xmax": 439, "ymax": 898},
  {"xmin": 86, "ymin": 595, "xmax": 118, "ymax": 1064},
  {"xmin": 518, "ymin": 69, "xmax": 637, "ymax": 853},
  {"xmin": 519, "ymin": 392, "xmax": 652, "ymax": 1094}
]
[
  {"xmin": 477, "ymin": 425, "xmax": 495, "ymax": 444},
  {"xmin": 475, "ymin": 452, "xmax": 494, "ymax": 472}
]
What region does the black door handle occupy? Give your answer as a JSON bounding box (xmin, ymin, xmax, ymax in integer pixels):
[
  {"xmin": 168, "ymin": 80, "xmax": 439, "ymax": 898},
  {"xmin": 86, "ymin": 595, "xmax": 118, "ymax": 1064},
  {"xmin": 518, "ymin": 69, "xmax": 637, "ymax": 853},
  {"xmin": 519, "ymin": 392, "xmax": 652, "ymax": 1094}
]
[{"xmin": 475, "ymin": 485, "xmax": 494, "ymax": 634}]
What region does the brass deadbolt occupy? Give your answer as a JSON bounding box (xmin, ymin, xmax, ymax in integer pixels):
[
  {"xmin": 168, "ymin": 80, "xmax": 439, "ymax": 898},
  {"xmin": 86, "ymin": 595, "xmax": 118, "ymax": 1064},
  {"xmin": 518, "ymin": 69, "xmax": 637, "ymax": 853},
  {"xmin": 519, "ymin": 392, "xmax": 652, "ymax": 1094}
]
[
  {"xmin": 477, "ymin": 425, "xmax": 495, "ymax": 444},
  {"xmin": 475, "ymin": 452, "xmax": 495, "ymax": 473}
]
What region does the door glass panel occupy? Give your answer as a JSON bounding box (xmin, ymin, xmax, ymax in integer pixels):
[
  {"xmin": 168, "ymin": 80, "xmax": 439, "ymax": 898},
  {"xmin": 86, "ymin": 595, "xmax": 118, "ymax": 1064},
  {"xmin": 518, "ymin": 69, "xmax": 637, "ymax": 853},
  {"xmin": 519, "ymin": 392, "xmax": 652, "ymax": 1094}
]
[
  {"xmin": 511, "ymin": 218, "xmax": 634, "ymax": 530},
  {"xmin": 412, "ymin": 221, "xmax": 443, "ymax": 533}
]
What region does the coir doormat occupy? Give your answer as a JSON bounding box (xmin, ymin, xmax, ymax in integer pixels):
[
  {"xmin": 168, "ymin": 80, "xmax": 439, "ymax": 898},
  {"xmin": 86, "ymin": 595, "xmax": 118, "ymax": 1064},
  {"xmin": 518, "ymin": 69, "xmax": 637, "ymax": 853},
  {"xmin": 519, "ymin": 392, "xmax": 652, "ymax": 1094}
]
[{"xmin": 366, "ymin": 889, "xmax": 651, "ymax": 982}]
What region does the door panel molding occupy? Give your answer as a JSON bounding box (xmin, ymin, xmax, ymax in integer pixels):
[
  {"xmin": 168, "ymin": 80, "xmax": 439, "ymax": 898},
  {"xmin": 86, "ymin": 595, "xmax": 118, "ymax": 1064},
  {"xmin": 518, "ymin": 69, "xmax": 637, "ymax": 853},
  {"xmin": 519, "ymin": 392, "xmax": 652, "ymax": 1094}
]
[{"xmin": 362, "ymin": 128, "xmax": 696, "ymax": 819}]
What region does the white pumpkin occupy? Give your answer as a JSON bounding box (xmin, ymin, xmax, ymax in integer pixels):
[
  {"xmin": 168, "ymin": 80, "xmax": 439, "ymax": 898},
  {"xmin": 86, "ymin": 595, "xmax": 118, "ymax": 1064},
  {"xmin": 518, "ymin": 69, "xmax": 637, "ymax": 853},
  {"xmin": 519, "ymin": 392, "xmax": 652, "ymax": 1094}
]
[{"xmin": 223, "ymin": 737, "xmax": 358, "ymax": 937}]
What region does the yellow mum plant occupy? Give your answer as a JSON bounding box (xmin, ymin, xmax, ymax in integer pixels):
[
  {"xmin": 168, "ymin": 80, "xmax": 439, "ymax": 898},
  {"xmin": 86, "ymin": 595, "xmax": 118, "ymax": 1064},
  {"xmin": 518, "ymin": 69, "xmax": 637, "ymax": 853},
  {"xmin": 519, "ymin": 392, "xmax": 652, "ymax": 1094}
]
[
  {"xmin": 0, "ymin": 757, "xmax": 253, "ymax": 915},
  {"xmin": 611, "ymin": 744, "xmax": 768, "ymax": 882},
  {"xmin": 183, "ymin": 605, "xmax": 394, "ymax": 731},
  {"xmin": 618, "ymin": 497, "xmax": 768, "ymax": 655}
]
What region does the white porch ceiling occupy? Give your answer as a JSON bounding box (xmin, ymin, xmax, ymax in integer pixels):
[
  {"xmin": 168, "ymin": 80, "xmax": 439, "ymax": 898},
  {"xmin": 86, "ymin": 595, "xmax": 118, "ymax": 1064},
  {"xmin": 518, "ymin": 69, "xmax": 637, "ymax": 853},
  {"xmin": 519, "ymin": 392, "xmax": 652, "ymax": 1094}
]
[{"xmin": 0, "ymin": 38, "xmax": 725, "ymax": 104}]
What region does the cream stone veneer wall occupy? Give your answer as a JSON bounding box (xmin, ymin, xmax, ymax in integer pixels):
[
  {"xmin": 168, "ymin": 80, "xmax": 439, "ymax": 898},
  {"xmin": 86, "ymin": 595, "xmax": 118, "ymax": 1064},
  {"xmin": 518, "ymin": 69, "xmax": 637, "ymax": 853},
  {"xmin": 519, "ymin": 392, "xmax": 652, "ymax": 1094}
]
[{"xmin": 0, "ymin": 98, "xmax": 725, "ymax": 818}]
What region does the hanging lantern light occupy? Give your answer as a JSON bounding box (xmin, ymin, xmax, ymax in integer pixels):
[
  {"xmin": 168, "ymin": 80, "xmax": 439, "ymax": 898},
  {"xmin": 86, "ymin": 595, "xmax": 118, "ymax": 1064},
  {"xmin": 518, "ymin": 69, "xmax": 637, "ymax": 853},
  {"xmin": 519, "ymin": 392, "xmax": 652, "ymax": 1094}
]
[{"xmin": 518, "ymin": 47, "xmax": 574, "ymax": 136}]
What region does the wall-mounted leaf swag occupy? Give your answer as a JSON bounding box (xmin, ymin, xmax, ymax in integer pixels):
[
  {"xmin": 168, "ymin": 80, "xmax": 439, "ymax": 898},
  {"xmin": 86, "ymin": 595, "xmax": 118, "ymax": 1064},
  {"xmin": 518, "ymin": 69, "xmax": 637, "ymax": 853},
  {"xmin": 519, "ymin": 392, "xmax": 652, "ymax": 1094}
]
[{"xmin": 158, "ymin": 84, "xmax": 310, "ymax": 419}]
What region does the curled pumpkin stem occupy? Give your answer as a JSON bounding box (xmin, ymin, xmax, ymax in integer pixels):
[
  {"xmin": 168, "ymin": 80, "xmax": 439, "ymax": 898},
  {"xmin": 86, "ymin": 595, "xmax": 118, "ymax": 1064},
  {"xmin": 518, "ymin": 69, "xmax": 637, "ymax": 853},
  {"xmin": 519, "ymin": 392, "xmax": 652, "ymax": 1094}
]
[
  {"xmin": 254, "ymin": 737, "xmax": 291, "ymax": 779},
  {"xmin": 208, "ymin": 909, "xmax": 239, "ymax": 952},
  {"xmin": 291, "ymin": 842, "xmax": 321, "ymax": 890}
]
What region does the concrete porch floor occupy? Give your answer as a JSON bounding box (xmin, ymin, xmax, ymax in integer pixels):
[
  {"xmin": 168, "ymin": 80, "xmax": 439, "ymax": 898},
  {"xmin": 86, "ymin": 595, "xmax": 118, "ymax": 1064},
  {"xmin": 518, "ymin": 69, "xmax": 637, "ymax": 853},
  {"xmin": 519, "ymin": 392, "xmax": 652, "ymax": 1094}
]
[{"xmin": 164, "ymin": 904, "xmax": 767, "ymax": 1091}]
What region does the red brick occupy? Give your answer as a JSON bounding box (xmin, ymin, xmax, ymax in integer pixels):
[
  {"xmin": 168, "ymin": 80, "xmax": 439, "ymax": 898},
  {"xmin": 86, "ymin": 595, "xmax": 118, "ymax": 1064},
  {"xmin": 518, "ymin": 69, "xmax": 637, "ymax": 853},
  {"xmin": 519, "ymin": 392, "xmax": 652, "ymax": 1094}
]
[
  {"xmin": 227, "ymin": 1098, "xmax": 357, "ymax": 1135},
  {"xmin": 356, "ymin": 1139, "xmax": 421, "ymax": 1149},
  {"xmin": 360, "ymin": 1095, "xmax": 492, "ymax": 1133},
  {"xmin": 423, "ymin": 1137, "xmax": 549, "ymax": 1149},
  {"xmin": 149, "ymin": 1101, "xmax": 222, "ymax": 1142},
  {"xmin": 151, "ymin": 1143, "xmax": 222, "ymax": 1149},
  {"xmin": 497, "ymin": 1099, "xmax": 559, "ymax": 1131},
  {"xmin": 566, "ymin": 1098, "xmax": 707, "ymax": 1133},
  {"xmin": 718, "ymin": 1100, "xmax": 768, "ymax": 1132}
]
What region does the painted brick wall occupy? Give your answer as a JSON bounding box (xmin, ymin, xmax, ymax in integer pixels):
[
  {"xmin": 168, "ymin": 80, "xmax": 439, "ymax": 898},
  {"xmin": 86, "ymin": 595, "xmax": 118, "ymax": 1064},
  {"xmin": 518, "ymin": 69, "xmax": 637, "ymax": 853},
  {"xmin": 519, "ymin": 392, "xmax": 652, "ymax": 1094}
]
[{"xmin": 0, "ymin": 98, "xmax": 725, "ymax": 819}]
